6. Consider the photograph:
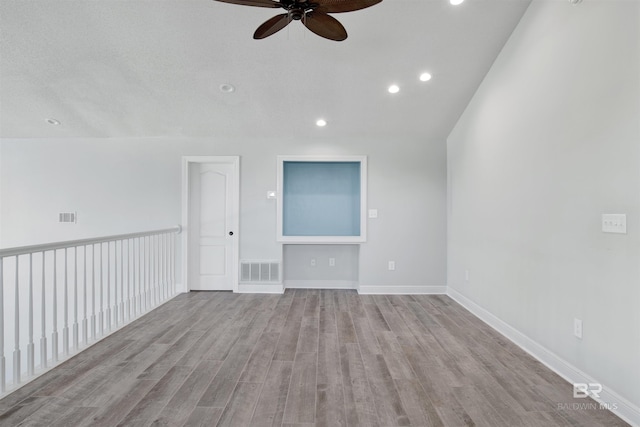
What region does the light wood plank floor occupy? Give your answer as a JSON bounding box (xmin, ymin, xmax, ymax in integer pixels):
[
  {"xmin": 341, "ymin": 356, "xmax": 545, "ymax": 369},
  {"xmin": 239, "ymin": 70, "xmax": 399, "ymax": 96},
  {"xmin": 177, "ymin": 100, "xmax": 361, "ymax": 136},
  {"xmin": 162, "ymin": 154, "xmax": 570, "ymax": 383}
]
[{"xmin": 0, "ymin": 290, "xmax": 628, "ymax": 426}]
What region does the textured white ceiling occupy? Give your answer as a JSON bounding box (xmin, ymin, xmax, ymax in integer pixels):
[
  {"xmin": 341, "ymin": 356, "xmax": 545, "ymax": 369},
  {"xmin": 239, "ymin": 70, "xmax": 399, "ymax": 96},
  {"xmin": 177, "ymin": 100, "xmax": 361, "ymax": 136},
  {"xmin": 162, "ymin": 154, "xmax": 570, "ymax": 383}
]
[{"xmin": 0, "ymin": 0, "xmax": 530, "ymax": 140}]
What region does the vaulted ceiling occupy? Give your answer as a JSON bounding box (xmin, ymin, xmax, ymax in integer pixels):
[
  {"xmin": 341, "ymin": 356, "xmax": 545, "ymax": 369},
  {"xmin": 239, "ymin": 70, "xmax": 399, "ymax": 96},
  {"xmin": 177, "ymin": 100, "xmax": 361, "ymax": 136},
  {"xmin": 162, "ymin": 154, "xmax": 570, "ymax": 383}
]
[{"xmin": 0, "ymin": 0, "xmax": 530, "ymax": 140}]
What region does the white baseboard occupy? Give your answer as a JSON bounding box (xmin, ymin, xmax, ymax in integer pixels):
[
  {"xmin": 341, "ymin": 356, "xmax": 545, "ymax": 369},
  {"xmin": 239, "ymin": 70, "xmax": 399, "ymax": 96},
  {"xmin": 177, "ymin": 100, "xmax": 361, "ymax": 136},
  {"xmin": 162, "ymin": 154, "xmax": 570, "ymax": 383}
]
[
  {"xmin": 237, "ymin": 283, "xmax": 284, "ymax": 294},
  {"xmin": 284, "ymin": 280, "xmax": 358, "ymax": 289},
  {"xmin": 447, "ymin": 287, "xmax": 640, "ymax": 427},
  {"xmin": 358, "ymin": 285, "xmax": 447, "ymax": 295}
]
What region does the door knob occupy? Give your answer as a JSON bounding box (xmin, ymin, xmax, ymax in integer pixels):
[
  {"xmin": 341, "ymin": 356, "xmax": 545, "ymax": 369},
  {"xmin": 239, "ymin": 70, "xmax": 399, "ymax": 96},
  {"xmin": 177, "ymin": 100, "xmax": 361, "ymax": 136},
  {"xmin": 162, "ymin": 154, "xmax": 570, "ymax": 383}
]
[{"xmin": 229, "ymin": 231, "xmax": 234, "ymax": 236}]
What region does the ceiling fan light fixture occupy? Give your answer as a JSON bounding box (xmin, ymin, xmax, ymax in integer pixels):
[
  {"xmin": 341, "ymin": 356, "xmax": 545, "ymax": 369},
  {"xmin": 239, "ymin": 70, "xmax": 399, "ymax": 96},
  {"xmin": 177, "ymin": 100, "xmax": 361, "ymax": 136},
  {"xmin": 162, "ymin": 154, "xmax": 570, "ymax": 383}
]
[
  {"xmin": 388, "ymin": 85, "xmax": 400, "ymax": 94},
  {"xmin": 316, "ymin": 119, "xmax": 327, "ymax": 127},
  {"xmin": 450, "ymin": 0, "xmax": 464, "ymax": 5},
  {"xmin": 420, "ymin": 72, "xmax": 432, "ymax": 82}
]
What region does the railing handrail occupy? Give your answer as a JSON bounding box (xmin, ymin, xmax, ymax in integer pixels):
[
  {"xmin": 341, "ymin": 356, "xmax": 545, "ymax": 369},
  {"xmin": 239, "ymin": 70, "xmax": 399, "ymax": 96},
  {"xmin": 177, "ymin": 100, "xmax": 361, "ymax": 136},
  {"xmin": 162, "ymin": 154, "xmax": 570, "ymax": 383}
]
[{"xmin": 0, "ymin": 225, "xmax": 182, "ymax": 258}]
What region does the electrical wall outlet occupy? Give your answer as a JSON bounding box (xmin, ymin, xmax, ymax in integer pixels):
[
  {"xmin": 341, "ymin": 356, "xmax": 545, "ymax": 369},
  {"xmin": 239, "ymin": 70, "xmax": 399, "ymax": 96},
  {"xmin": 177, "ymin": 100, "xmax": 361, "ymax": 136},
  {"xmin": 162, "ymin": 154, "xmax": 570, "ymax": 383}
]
[
  {"xmin": 310, "ymin": 258, "xmax": 316, "ymax": 267},
  {"xmin": 329, "ymin": 258, "xmax": 335, "ymax": 267},
  {"xmin": 388, "ymin": 261, "xmax": 396, "ymax": 271},
  {"xmin": 574, "ymin": 318, "xmax": 583, "ymax": 339}
]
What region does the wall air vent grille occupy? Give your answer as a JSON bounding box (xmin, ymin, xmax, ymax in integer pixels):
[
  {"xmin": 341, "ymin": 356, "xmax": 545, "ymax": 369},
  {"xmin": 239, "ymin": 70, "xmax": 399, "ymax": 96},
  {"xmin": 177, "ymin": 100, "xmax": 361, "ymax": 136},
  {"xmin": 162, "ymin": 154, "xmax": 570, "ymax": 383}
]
[
  {"xmin": 240, "ymin": 260, "xmax": 280, "ymax": 283},
  {"xmin": 59, "ymin": 212, "xmax": 76, "ymax": 223}
]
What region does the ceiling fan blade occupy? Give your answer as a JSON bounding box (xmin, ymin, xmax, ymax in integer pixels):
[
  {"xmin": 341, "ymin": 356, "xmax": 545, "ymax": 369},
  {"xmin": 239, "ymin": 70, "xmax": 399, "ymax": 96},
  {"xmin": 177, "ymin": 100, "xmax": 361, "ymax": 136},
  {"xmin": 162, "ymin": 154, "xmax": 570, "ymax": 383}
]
[
  {"xmin": 315, "ymin": 0, "xmax": 382, "ymax": 14},
  {"xmin": 213, "ymin": 0, "xmax": 280, "ymax": 8},
  {"xmin": 254, "ymin": 14, "xmax": 292, "ymax": 39},
  {"xmin": 303, "ymin": 12, "xmax": 347, "ymax": 41}
]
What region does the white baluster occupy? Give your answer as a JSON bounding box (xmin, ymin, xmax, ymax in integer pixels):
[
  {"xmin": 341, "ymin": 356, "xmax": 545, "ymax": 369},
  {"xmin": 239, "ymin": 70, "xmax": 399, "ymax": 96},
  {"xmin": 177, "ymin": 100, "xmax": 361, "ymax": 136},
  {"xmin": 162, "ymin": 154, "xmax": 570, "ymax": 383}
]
[
  {"xmin": 171, "ymin": 233, "xmax": 176, "ymax": 294},
  {"xmin": 153, "ymin": 235, "xmax": 157, "ymax": 306},
  {"xmin": 140, "ymin": 238, "xmax": 144, "ymax": 313},
  {"xmin": 106, "ymin": 242, "xmax": 111, "ymax": 332},
  {"xmin": 147, "ymin": 236, "xmax": 153, "ymax": 311},
  {"xmin": 148, "ymin": 236, "xmax": 153, "ymax": 308},
  {"xmin": 27, "ymin": 253, "xmax": 34, "ymax": 376},
  {"xmin": 133, "ymin": 238, "xmax": 138, "ymax": 317},
  {"xmin": 150, "ymin": 235, "xmax": 154, "ymax": 307},
  {"xmin": 83, "ymin": 246, "xmax": 88, "ymax": 345},
  {"xmin": 112, "ymin": 242, "xmax": 116, "ymax": 327},
  {"xmin": 168, "ymin": 234, "xmax": 173, "ymax": 295},
  {"xmin": 161, "ymin": 234, "xmax": 166, "ymax": 301},
  {"xmin": 160, "ymin": 234, "xmax": 164, "ymax": 302},
  {"xmin": 40, "ymin": 252, "xmax": 47, "ymax": 369},
  {"xmin": 158, "ymin": 234, "xmax": 162, "ymax": 303},
  {"xmin": 145, "ymin": 236, "xmax": 149, "ymax": 312},
  {"xmin": 112, "ymin": 241, "xmax": 117, "ymax": 327},
  {"xmin": 99, "ymin": 243, "xmax": 103, "ymax": 337},
  {"xmin": 139, "ymin": 236, "xmax": 143, "ymax": 313},
  {"xmin": 120, "ymin": 240, "xmax": 124, "ymax": 324},
  {"xmin": 91, "ymin": 244, "xmax": 96, "ymax": 340},
  {"xmin": 127, "ymin": 239, "xmax": 131, "ymax": 321},
  {"xmin": 166, "ymin": 235, "xmax": 169, "ymax": 296},
  {"xmin": 52, "ymin": 250, "xmax": 58, "ymax": 363},
  {"xmin": 14, "ymin": 256, "xmax": 21, "ymax": 384},
  {"xmin": 73, "ymin": 247, "xmax": 79, "ymax": 350},
  {"xmin": 0, "ymin": 257, "xmax": 5, "ymax": 393},
  {"xmin": 63, "ymin": 248, "xmax": 69, "ymax": 356}
]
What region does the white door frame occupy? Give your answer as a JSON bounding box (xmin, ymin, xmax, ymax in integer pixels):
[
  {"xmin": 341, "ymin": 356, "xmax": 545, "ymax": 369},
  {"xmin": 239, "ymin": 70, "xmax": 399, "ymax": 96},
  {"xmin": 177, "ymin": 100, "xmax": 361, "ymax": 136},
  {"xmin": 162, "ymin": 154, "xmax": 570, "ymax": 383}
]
[{"xmin": 181, "ymin": 156, "xmax": 240, "ymax": 293}]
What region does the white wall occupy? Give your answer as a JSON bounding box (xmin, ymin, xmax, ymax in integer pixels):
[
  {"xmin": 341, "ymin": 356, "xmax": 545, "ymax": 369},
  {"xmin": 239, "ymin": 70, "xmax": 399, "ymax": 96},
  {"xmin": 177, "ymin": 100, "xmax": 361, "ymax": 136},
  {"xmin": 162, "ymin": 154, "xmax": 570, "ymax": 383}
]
[
  {"xmin": 0, "ymin": 136, "xmax": 447, "ymax": 290},
  {"xmin": 448, "ymin": 0, "xmax": 639, "ymax": 414}
]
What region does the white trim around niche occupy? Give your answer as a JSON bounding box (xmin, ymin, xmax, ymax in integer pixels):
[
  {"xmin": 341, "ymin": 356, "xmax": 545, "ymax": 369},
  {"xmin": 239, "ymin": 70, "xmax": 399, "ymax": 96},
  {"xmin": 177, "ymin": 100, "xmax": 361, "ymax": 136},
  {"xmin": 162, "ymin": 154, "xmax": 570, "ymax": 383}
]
[{"xmin": 276, "ymin": 155, "xmax": 367, "ymax": 244}]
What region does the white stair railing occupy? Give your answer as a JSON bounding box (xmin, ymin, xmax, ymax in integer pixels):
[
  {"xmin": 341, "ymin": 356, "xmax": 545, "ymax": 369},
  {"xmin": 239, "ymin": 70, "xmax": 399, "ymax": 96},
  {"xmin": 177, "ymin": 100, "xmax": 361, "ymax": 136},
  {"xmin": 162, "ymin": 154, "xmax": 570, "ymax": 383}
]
[{"xmin": 0, "ymin": 226, "xmax": 181, "ymax": 396}]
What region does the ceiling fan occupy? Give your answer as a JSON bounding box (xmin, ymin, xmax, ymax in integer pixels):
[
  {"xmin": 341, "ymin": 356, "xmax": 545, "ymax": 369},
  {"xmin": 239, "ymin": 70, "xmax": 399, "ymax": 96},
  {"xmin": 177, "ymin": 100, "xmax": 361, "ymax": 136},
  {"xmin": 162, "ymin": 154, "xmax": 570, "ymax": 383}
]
[{"xmin": 213, "ymin": 0, "xmax": 382, "ymax": 41}]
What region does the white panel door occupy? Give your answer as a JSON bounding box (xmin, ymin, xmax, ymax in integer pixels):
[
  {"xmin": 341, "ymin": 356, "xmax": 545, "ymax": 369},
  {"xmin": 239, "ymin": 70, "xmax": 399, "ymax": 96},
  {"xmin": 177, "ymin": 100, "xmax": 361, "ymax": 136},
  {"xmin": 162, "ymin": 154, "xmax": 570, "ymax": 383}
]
[{"xmin": 189, "ymin": 160, "xmax": 238, "ymax": 291}]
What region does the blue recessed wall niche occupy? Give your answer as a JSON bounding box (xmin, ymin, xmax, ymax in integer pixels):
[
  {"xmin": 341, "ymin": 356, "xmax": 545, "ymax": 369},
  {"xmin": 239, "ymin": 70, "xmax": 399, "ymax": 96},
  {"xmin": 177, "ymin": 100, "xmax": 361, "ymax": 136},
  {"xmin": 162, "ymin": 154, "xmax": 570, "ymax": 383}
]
[{"xmin": 277, "ymin": 156, "xmax": 367, "ymax": 243}]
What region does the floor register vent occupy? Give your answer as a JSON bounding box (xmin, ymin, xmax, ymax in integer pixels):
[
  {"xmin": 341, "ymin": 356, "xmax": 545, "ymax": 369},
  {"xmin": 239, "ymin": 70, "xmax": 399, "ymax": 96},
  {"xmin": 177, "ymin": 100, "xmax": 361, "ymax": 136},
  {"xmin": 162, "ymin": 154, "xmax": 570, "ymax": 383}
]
[{"xmin": 240, "ymin": 260, "xmax": 280, "ymax": 283}]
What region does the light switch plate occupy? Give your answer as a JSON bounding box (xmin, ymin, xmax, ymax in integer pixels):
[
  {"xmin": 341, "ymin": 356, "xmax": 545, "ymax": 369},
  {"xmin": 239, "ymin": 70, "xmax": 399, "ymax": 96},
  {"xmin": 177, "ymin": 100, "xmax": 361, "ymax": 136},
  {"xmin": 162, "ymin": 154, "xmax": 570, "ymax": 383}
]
[
  {"xmin": 368, "ymin": 209, "xmax": 378, "ymax": 219},
  {"xmin": 602, "ymin": 214, "xmax": 626, "ymax": 234}
]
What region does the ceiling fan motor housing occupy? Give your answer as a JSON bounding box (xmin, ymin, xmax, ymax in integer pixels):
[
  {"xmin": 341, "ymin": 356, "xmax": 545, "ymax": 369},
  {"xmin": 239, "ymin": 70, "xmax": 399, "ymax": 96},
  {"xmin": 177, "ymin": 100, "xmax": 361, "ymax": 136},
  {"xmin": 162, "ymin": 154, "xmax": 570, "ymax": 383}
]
[{"xmin": 290, "ymin": 9, "xmax": 305, "ymax": 20}]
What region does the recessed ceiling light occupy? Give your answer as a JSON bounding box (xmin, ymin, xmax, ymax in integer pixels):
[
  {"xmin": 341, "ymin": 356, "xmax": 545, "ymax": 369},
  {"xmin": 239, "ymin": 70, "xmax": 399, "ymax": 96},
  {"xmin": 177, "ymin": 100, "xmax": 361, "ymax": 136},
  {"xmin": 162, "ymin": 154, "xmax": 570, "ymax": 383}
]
[
  {"xmin": 450, "ymin": 0, "xmax": 464, "ymax": 5},
  {"xmin": 219, "ymin": 83, "xmax": 235, "ymax": 93},
  {"xmin": 388, "ymin": 85, "xmax": 400, "ymax": 94},
  {"xmin": 46, "ymin": 118, "xmax": 61, "ymax": 125},
  {"xmin": 316, "ymin": 119, "xmax": 327, "ymax": 127},
  {"xmin": 419, "ymin": 72, "xmax": 432, "ymax": 82}
]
